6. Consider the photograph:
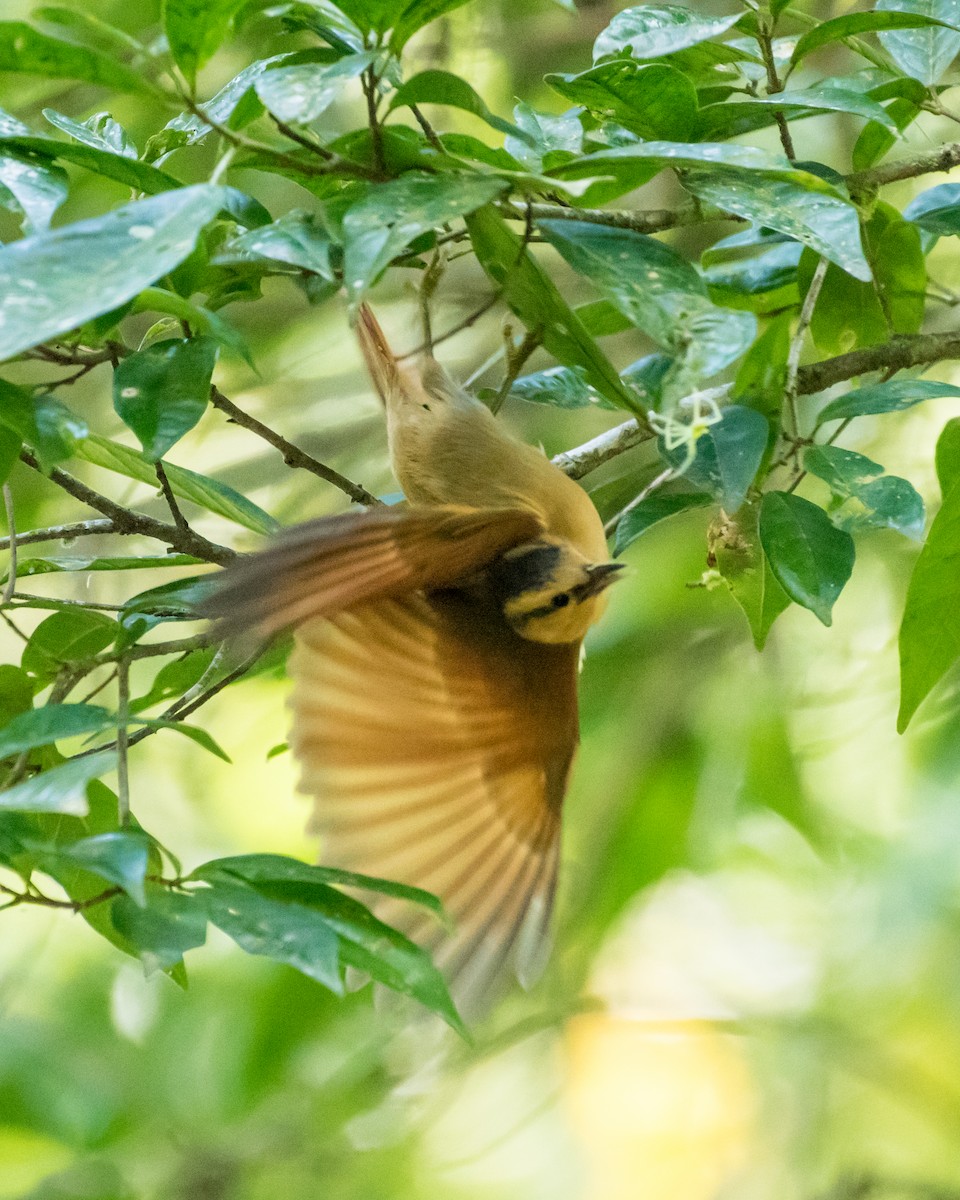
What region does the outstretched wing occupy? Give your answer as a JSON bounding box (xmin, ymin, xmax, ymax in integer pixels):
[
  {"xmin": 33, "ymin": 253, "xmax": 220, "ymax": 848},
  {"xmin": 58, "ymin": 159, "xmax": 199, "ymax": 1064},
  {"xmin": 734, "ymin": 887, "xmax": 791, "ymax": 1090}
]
[
  {"xmin": 290, "ymin": 590, "xmax": 580, "ymax": 1010},
  {"xmin": 202, "ymin": 504, "xmax": 543, "ymax": 637}
]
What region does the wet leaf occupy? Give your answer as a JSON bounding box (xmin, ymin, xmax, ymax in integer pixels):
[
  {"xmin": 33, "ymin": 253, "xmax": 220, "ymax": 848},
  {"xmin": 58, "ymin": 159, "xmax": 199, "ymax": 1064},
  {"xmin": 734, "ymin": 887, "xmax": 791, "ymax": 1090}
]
[
  {"xmin": 0, "ymin": 752, "xmax": 116, "ymax": 815},
  {"xmin": 614, "ymin": 492, "xmax": 712, "ymax": 555},
  {"xmin": 759, "ymin": 491, "xmax": 855, "ymax": 625},
  {"xmin": 113, "ymin": 337, "xmax": 218, "ymax": 461},
  {"xmin": 804, "ymin": 445, "xmax": 925, "ymax": 539}
]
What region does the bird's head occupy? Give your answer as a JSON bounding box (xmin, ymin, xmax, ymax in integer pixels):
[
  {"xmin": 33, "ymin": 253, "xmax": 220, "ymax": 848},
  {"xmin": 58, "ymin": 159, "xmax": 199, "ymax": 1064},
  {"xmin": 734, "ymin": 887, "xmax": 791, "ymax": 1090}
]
[{"xmin": 487, "ymin": 537, "xmax": 624, "ymax": 644}]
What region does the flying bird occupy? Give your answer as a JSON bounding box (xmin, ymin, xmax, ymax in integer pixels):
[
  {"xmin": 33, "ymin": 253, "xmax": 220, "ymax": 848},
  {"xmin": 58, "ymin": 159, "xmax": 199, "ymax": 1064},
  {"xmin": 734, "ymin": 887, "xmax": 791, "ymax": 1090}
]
[{"xmin": 205, "ymin": 305, "xmax": 623, "ymax": 1007}]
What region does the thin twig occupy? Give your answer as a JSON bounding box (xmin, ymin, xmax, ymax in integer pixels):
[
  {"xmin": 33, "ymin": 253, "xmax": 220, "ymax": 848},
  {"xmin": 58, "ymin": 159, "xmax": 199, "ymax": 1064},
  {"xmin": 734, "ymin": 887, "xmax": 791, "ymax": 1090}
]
[
  {"xmin": 604, "ymin": 465, "xmax": 675, "ymax": 536},
  {"xmin": 489, "ymin": 327, "xmax": 541, "ymax": 415},
  {"xmin": 497, "ymin": 199, "xmax": 735, "ymax": 236},
  {"xmin": 209, "ymin": 387, "xmax": 380, "ymax": 506},
  {"xmin": 410, "ymin": 103, "xmax": 445, "ymax": 153},
  {"xmin": 399, "ymin": 292, "xmax": 504, "ymax": 360},
  {"xmin": 756, "ymin": 13, "xmax": 796, "ymax": 159},
  {"xmin": 785, "ymin": 256, "xmax": 829, "ymax": 438},
  {"xmin": 362, "ymin": 66, "xmax": 385, "ymax": 176},
  {"xmin": 0, "ymin": 519, "xmax": 116, "ymax": 552},
  {"xmin": 2, "ymin": 486, "xmax": 16, "ymax": 606},
  {"xmin": 116, "ymin": 656, "xmax": 131, "ymax": 826},
  {"xmin": 155, "ymin": 461, "xmax": 190, "ymax": 531},
  {"xmin": 20, "ymin": 451, "xmax": 236, "ymax": 566},
  {"xmin": 271, "ymin": 117, "xmax": 334, "ymax": 160}
]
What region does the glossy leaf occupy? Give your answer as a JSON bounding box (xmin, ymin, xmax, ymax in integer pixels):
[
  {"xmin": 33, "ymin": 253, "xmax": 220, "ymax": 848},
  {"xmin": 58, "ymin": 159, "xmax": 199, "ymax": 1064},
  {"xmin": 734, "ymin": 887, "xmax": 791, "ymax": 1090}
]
[
  {"xmin": 759, "ymin": 492, "xmax": 855, "ymax": 626},
  {"xmin": 699, "ymin": 84, "xmax": 900, "ymax": 140},
  {"xmin": 660, "ymin": 406, "xmax": 768, "ymax": 512},
  {"xmin": 732, "ymin": 311, "xmax": 792, "ymax": 416},
  {"xmin": 804, "ymin": 445, "xmax": 925, "ymax": 539},
  {"xmin": 389, "ymin": 71, "xmax": 527, "ymax": 141},
  {"xmin": 546, "ymin": 62, "xmax": 699, "ymax": 141},
  {"xmin": 898, "ymin": 476, "xmax": 960, "ymax": 729},
  {"xmin": 935, "ymin": 417, "xmax": 960, "ymax": 496},
  {"xmin": 113, "ymin": 337, "xmax": 218, "ymax": 461},
  {"xmin": 22, "ymin": 611, "xmax": 117, "ymax": 680},
  {"xmin": 904, "ymin": 182, "xmax": 960, "ymax": 235},
  {"xmin": 791, "ymin": 10, "xmax": 958, "ymax": 63},
  {"xmin": 539, "ymin": 220, "xmax": 756, "ymax": 383},
  {"xmin": 0, "ymin": 185, "xmax": 227, "ymax": 362},
  {"xmin": 0, "ymin": 381, "xmax": 87, "ymax": 472},
  {"xmin": 389, "ymin": 0, "xmax": 475, "ymax": 50},
  {"xmin": 223, "ymin": 212, "xmax": 335, "ymax": 278},
  {"xmin": 816, "ymin": 379, "xmax": 960, "ymax": 424},
  {"xmin": 112, "ymin": 888, "xmax": 208, "ymax": 972},
  {"xmin": 0, "ymin": 424, "xmax": 18, "ymax": 488},
  {"xmin": 876, "ymin": 0, "xmax": 960, "ymax": 84},
  {"xmin": 614, "ymin": 492, "xmax": 712, "ymax": 555},
  {"xmin": 592, "ymin": 5, "xmax": 742, "ymax": 62},
  {"xmin": 0, "ymin": 21, "xmax": 157, "ymax": 95},
  {"xmin": 192, "ymin": 852, "xmax": 446, "ymax": 916},
  {"xmin": 200, "ymin": 879, "xmax": 342, "ymax": 991},
  {"xmin": 0, "ymin": 151, "xmax": 67, "ymax": 234},
  {"xmin": 0, "ymin": 751, "xmax": 116, "ymax": 815},
  {"xmin": 504, "ymin": 103, "xmax": 583, "ymax": 170},
  {"xmin": 74, "ymin": 435, "xmax": 278, "ymax": 535},
  {"xmin": 0, "ymin": 704, "xmax": 113, "ymax": 759},
  {"xmin": 46, "ymin": 831, "xmax": 151, "ymax": 906},
  {"xmin": 0, "ymin": 132, "xmax": 182, "ymax": 195},
  {"xmin": 713, "ymin": 501, "xmax": 791, "ymax": 649},
  {"xmin": 4, "ymin": 554, "xmax": 200, "ymax": 582},
  {"xmin": 508, "ymin": 366, "xmax": 618, "ymax": 411},
  {"xmin": 342, "ymin": 172, "xmax": 507, "ymax": 306},
  {"xmin": 134, "ymin": 719, "xmax": 232, "ymax": 763},
  {"xmin": 163, "ymin": 0, "xmax": 249, "ymax": 87},
  {"xmin": 465, "ymin": 206, "xmax": 639, "ymax": 412},
  {"xmin": 254, "ymin": 52, "xmax": 376, "ymax": 124},
  {"xmin": 42, "ymin": 108, "xmax": 137, "ymax": 157}
]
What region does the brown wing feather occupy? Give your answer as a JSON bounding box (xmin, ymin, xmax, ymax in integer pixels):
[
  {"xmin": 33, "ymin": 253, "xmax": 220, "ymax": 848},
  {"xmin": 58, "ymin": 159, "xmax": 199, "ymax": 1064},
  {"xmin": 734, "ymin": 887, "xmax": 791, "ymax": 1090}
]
[
  {"xmin": 290, "ymin": 590, "xmax": 580, "ymax": 1011},
  {"xmin": 201, "ymin": 505, "xmax": 543, "ymax": 638}
]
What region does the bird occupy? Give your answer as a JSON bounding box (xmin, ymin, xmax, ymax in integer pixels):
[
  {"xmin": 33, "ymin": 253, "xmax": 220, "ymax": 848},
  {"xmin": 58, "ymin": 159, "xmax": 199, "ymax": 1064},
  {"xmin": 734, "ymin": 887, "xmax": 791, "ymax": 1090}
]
[{"xmin": 204, "ymin": 304, "xmax": 623, "ymax": 1009}]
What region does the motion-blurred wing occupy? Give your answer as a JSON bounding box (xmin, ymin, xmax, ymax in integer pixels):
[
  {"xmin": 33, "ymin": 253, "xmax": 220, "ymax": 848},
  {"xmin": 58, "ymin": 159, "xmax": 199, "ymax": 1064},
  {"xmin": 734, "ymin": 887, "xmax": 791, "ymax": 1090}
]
[
  {"xmin": 290, "ymin": 590, "xmax": 580, "ymax": 1009},
  {"xmin": 202, "ymin": 505, "xmax": 543, "ymax": 638}
]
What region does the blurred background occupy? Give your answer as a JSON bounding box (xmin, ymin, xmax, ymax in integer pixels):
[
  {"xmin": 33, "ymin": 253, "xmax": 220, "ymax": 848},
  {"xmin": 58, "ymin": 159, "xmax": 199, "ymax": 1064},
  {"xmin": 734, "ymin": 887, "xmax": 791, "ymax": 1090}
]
[{"xmin": 4, "ymin": 1, "xmax": 960, "ymax": 1197}]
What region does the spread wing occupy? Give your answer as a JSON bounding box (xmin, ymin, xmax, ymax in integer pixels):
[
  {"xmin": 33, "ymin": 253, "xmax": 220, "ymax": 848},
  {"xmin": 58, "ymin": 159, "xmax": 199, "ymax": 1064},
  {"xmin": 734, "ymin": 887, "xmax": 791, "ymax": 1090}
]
[
  {"xmin": 290, "ymin": 590, "xmax": 580, "ymax": 1011},
  {"xmin": 201, "ymin": 504, "xmax": 543, "ymax": 638}
]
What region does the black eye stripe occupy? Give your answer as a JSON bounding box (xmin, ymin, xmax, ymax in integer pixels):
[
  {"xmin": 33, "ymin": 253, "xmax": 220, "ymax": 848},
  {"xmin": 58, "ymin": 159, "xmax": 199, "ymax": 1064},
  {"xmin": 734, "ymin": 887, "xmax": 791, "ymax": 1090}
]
[{"xmin": 552, "ymin": 593, "xmax": 570, "ymax": 608}]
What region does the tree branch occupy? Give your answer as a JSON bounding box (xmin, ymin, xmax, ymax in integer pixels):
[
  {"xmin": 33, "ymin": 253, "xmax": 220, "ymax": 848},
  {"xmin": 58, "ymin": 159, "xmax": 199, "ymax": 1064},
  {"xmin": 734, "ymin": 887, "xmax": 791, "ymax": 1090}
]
[
  {"xmin": 20, "ymin": 451, "xmax": 236, "ymax": 566},
  {"xmin": 847, "ymin": 140, "xmax": 960, "ymax": 195},
  {"xmin": 498, "ymin": 199, "xmax": 735, "ymax": 237},
  {"xmin": 0, "ymin": 519, "xmax": 116, "ymax": 551},
  {"xmin": 209, "ymin": 387, "xmax": 381, "ymax": 507}
]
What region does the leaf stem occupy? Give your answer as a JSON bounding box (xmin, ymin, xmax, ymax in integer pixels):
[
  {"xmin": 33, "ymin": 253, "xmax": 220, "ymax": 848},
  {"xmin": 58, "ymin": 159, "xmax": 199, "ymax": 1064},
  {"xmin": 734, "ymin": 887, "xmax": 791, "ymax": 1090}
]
[{"xmin": 2, "ymin": 485, "xmax": 17, "ymax": 606}]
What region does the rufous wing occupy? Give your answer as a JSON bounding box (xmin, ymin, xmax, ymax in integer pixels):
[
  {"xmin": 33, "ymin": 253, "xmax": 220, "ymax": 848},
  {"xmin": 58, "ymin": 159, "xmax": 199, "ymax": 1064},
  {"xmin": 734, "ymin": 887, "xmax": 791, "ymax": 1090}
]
[
  {"xmin": 290, "ymin": 590, "xmax": 580, "ymax": 1010},
  {"xmin": 202, "ymin": 504, "xmax": 543, "ymax": 638}
]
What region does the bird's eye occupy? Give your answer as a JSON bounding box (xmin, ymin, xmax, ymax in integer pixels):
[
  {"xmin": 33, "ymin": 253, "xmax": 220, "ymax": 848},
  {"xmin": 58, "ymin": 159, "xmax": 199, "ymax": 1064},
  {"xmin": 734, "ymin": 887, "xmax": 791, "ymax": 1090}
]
[{"xmin": 552, "ymin": 593, "xmax": 571, "ymax": 609}]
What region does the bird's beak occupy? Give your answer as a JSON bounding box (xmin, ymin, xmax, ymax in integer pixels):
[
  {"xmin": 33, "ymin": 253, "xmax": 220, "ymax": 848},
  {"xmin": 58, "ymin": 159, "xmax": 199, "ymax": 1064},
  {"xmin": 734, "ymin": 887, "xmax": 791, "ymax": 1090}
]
[
  {"xmin": 583, "ymin": 562, "xmax": 626, "ymax": 597},
  {"xmin": 356, "ymin": 303, "xmax": 399, "ymax": 404}
]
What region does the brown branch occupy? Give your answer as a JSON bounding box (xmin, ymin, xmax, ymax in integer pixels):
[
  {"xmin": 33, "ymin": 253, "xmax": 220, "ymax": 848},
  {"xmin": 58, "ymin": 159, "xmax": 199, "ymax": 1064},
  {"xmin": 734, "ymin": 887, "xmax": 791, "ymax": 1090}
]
[
  {"xmin": 498, "ymin": 199, "xmax": 735, "ymax": 237},
  {"xmin": 20, "ymin": 451, "xmax": 236, "ymax": 566},
  {"xmin": 847, "ymin": 141, "xmax": 960, "ymax": 195},
  {"xmin": 155, "ymin": 461, "xmax": 189, "ymax": 531},
  {"xmin": 209, "ymin": 387, "xmax": 381, "ymax": 507},
  {"xmin": 0, "ymin": 519, "xmax": 117, "ymax": 552}
]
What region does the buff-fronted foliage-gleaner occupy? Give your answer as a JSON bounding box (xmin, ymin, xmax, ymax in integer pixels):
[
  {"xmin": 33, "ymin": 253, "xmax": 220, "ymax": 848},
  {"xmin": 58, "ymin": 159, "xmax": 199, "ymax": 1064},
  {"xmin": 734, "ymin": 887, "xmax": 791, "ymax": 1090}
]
[{"xmin": 204, "ymin": 305, "xmax": 624, "ymax": 1010}]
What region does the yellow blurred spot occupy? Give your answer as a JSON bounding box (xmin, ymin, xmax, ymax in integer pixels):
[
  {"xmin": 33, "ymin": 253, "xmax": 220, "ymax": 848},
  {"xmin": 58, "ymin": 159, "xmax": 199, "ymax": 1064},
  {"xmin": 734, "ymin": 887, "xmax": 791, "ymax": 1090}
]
[
  {"xmin": 0, "ymin": 1127, "xmax": 72, "ymax": 1197},
  {"xmin": 564, "ymin": 1015, "xmax": 754, "ymax": 1200}
]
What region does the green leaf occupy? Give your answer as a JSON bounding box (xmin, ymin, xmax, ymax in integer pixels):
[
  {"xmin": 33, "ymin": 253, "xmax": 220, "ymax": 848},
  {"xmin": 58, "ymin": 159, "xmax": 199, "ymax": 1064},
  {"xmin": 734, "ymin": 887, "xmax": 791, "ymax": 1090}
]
[
  {"xmin": 904, "ymin": 182, "xmax": 960, "ymax": 235},
  {"xmin": 131, "ymin": 647, "xmax": 215, "ymax": 713},
  {"xmin": 199, "ymin": 879, "xmax": 342, "ymax": 991},
  {"xmin": 0, "ymin": 132, "xmax": 182, "ymax": 196},
  {"xmin": 113, "ymin": 337, "xmax": 217, "ymax": 461},
  {"xmin": 342, "ymin": 172, "xmax": 507, "ymax": 307},
  {"xmin": 0, "ymin": 21, "xmax": 158, "ymax": 95},
  {"xmin": 43, "ymin": 831, "xmax": 151, "ymax": 906},
  {"xmin": 699, "ymin": 84, "xmax": 901, "ymax": 140},
  {"xmin": 0, "ymin": 381, "xmax": 87, "ymax": 472},
  {"xmin": 0, "ymin": 704, "xmax": 113, "ymax": 759},
  {"xmin": 853, "ymin": 95, "xmax": 921, "ymax": 172},
  {"xmin": 131, "ymin": 288, "xmax": 253, "ymax": 366},
  {"xmin": 804, "ymin": 445, "xmax": 925, "ymax": 539},
  {"xmin": 732, "ymin": 310, "xmax": 792, "ymax": 416},
  {"xmin": 465, "ymin": 205, "xmax": 639, "ymax": 412},
  {"xmin": 592, "ymin": 5, "xmax": 743, "ymax": 62},
  {"xmin": 191, "ymin": 852, "xmax": 446, "ymax": 916},
  {"xmin": 935, "ymin": 417, "xmax": 960, "ymax": 497},
  {"xmin": 0, "ymin": 151, "xmax": 68, "ymax": 234},
  {"xmin": 876, "ymin": 0, "xmax": 960, "ymax": 84},
  {"xmin": 222, "ymin": 211, "xmax": 335, "ymax": 278},
  {"xmin": 42, "ymin": 108, "xmax": 137, "ymax": 157},
  {"xmin": 546, "ymin": 62, "xmax": 699, "ymax": 141},
  {"xmin": 74, "ymin": 434, "xmax": 278, "ymax": 535},
  {"xmin": 254, "ymin": 51, "xmax": 375, "ymax": 124},
  {"xmin": 3, "ymin": 554, "xmax": 200, "ymax": 582},
  {"xmin": 614, "ymin": 492, "xmax": 712, "ymax": 555},
  {"xmin": 133, "ymin": 719, "xmax": 232, "ymax": 763},
  {"xmin": 0, "ymin": 185, "xmax": 228, "ymax": 362},
  {"xmin": 759, "ymin": 491, "xmax": 855, "ymax": 625},
  {"xmin": 508, "ymin": 366, "xmax": 618, "ymax": 411},
  {"xmin": 0, "ymin": 751, "xmax": 116, "ymax": 815},
  {"xmin": 22, "ymin": 610, "xmax": 117, "ymax": 680},
  {"xmin": 0, "ymin": 665, "xmax": 33, "ymax": 727},
  {"xmin": 0, "ymin": 424, "xmax": 20, "ymax": 487},
  {"xmin": 661, "ymin": 406, "xmax": 768, "ymax": 512},
  {"xmin": 790, "ymin": 9, "xmax": 959, "ymax": 64},
  {"xmin": 714, "ymin": 501, "xmax": 791, "ymax": 649},
  {"xmin": 539, "ymin": 220, "xmax": 755, "ymax": 386},
  {"xmin": 162, "ymin": 0, "xmax": 249, "ymax": 87},
  {"xmin": 816, "ymin": 378, "xmax": 960, "ymax": 424},
  {"xmin": 504, "ymin": 102, "xmax": 583, "ymax": 171},
  {"xmin": 388, "ymin": 0, "xmax": 475, "ymax": 50},
  {"xmin": 388, "ymin": 71, "xmax": 528, "ymax": 141},
  {"xmin": 703, "ymin": 243, "xmax": 802, "ymax": 302},
  {"xmin": 898, "ymin": 474, "xmax": 960, "ymax": 729},
  {"xmin": 873, "ymin": 217, "xmax": 926, "ymax": 335},
  {"xmin": 33, "ymin": 6, "xmax": 146, "ymax": 56},
  {"xmin": 111, "ymin": 888, "xmax": 207, "ymax": 972},
  {"xmin": 554, "ymin": 142, "xmax": 870, "ymax": 280}
]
